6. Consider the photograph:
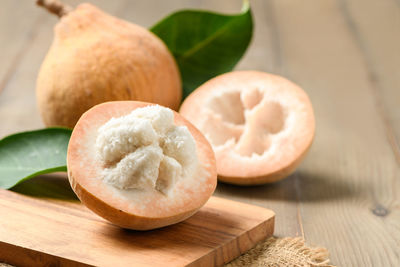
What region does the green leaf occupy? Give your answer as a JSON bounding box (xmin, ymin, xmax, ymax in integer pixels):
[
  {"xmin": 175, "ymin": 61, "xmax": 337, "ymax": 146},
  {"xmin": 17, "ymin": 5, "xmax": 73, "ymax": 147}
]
[
  {"xmin": 0, "ymin": 128, "xmax": 72, "ymax": 189},
  {"xmin": 151, "ymin": 1, "xmax": 253, "ymax": 98},
  {"xmin": 11, "ymin": 173, "xmax": 78, "ymax": 200}
]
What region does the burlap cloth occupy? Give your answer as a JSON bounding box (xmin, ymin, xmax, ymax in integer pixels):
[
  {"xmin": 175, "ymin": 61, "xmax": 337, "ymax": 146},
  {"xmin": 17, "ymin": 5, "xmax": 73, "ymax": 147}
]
[
  {"xmin": 225, "ymin": 237, "xmax": 335, "ymax": 267},
  {"xmin": 0, "ymin": 237, "xmax": 334, "ymax": 267}
]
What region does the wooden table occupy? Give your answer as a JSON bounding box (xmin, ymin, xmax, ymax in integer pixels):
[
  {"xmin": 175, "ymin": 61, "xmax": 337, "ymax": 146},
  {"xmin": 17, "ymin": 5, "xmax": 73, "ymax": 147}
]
[{"xmin": 0, "ymin": 0, "xmax": 399, "ymax": 266}]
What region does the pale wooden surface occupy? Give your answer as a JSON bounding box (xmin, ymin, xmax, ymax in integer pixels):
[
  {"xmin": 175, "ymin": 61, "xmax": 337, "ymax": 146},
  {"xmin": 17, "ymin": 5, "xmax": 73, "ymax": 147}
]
[
  {"xmin": 0, "ymin": 0, "xmax": 399, "ymax": 266},
  {"xmin": 0, "ymin": 189, "xmax": 274, "ymax": 267}
]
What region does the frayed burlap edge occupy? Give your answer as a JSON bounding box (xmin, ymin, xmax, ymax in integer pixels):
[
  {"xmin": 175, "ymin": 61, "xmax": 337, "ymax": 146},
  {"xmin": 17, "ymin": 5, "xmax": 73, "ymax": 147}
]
[{"xmin": 225, "ymin": 237, "xmax": 335, "ymax": 267}]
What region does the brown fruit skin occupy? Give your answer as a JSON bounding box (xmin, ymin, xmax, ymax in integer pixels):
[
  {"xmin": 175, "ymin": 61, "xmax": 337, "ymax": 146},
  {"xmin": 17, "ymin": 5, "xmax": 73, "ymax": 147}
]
[
  {"xmin": 67, "ymin": 101, "xmax": 217, "ymax": 230},
  {"xmin": 37, "ymin": 3, "xmax": 181, "ymax": 128}
]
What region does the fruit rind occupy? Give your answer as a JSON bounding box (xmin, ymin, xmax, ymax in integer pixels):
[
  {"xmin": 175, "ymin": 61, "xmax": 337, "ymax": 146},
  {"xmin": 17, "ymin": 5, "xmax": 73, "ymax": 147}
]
[
  {"xmin": 180, "ymin": 70, "xmax": 315, "ymax": 185},
  {"xmin": 67, "ymin": 101, "xmax": 217, "ymax": 230}
]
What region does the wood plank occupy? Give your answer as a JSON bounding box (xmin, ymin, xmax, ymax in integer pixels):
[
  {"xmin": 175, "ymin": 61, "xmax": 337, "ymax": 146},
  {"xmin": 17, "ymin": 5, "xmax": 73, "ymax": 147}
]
[
  {"xmin": 0, "ymin": 0, "xmax": 47, "ymax": 94},
  {"xmin": 339, "ymin": 0, "xmax": 400, "ymax": 160},
  {"xmin": 269, "ymin": 0, "xmax": 400, "ymax": 266},
  {"xmin": 118, "ymin": 0, "xmax": 199, "ymax": 28},
  {"xmin": 213, "ymin": 0, "xmax": 303, "ymax": 239},
  {"xmin": 0, "ymin": 189, "xmax": 274, "ymax": 267}
]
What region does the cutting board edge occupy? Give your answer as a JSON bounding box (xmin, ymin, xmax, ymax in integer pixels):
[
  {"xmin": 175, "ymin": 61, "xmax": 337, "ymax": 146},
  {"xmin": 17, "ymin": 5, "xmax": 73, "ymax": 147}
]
[
  {"xmin": 187, "ymin": 213, "xmax": 275, "ymax": 267},
  {"xmin": 0, "ymin": 190, "xmax": 275, "ymax": 267},
  {"xmin": 0, "ymin": 240, "xmax": 93, "ymax": 267}
]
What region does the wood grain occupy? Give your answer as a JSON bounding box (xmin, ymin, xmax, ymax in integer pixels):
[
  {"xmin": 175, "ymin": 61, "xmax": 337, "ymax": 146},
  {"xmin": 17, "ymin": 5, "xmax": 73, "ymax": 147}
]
[
  {"xmin": 0, "ymin": 0, "xmax": 399, "ymax": 266},
  {"xmin": 267, "ymin": 0, "xmax": 400, "ymax": 266},
  {"xmin": 0, "ymin": 0, "xmax": 46, "ymax": 94},
  {"xmin": 215, "ymin": 0, "xmax": 304, "ymax": 239},
  {"xmin": 340, "ymin": 0, "xmax": 400, "ymax": 162},
  {"xmin": 0, "ymin": 189, "xmax": 274, "ymax": 267}
]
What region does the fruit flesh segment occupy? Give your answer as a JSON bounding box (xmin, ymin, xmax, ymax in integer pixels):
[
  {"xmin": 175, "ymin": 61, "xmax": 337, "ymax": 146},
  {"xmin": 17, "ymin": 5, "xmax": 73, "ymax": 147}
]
[
  {"xmin": 96, "ymin": 106, "xmax": 198, "ymax": 194},
  {"xmin": 203, "ymin": 90, "xmax": 287, "ymax": 157}
]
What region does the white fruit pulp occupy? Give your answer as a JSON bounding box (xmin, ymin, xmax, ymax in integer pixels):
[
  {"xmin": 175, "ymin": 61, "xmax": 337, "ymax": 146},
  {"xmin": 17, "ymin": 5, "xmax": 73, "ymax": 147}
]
[{"xmin": 95, "ymin": 105, "xmax": 198, "ymax": 194}]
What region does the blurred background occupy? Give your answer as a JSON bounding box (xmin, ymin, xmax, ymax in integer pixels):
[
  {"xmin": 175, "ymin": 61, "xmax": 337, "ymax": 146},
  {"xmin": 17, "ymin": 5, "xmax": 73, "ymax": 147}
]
[{"xmin": 0, "ymin": 1, "xmax": 399, "ymax": 266}]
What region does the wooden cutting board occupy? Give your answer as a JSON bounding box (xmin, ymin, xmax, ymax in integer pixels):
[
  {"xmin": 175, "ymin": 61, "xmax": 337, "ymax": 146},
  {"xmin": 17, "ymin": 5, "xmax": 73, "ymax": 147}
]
[{"xmin": 0, "ymin": 189, "xmax": 274, "ymax": 267}]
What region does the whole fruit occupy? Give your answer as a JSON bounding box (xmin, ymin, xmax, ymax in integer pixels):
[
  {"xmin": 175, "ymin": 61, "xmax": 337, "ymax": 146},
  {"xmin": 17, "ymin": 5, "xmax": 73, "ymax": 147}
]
[{"xmin": 36, "ymin": 1, "xmax": 181, "ymax": 128}]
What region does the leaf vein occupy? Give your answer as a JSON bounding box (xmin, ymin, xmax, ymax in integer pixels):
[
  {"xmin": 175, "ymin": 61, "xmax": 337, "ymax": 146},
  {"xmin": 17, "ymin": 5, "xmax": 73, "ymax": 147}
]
[{"xmin": 177, "ymin": 16, "xmax": 239, "ymax": 62}]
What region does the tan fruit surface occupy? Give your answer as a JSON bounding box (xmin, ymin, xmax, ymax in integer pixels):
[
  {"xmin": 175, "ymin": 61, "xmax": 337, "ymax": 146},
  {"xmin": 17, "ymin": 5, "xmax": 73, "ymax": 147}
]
[{"xmin": 37, "ymin": 3, "xmax": 181, "ymax": 128}]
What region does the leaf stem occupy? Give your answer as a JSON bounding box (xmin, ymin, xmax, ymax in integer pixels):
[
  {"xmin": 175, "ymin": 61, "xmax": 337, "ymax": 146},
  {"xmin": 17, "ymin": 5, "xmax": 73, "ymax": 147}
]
[{"xmin": 36, "ymin": 0, "xmax": 72, "ymax": 18}]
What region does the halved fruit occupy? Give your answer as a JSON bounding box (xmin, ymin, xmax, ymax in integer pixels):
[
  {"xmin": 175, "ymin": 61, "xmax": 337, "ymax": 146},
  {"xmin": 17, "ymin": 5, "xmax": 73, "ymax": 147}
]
[
  {"xmin": 179, "ymin": 71, "xmax": 315, "ymax": 185},
  {"xmin": 67, "ymin": 101, "xmax": 217, "ymax": 230}
]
